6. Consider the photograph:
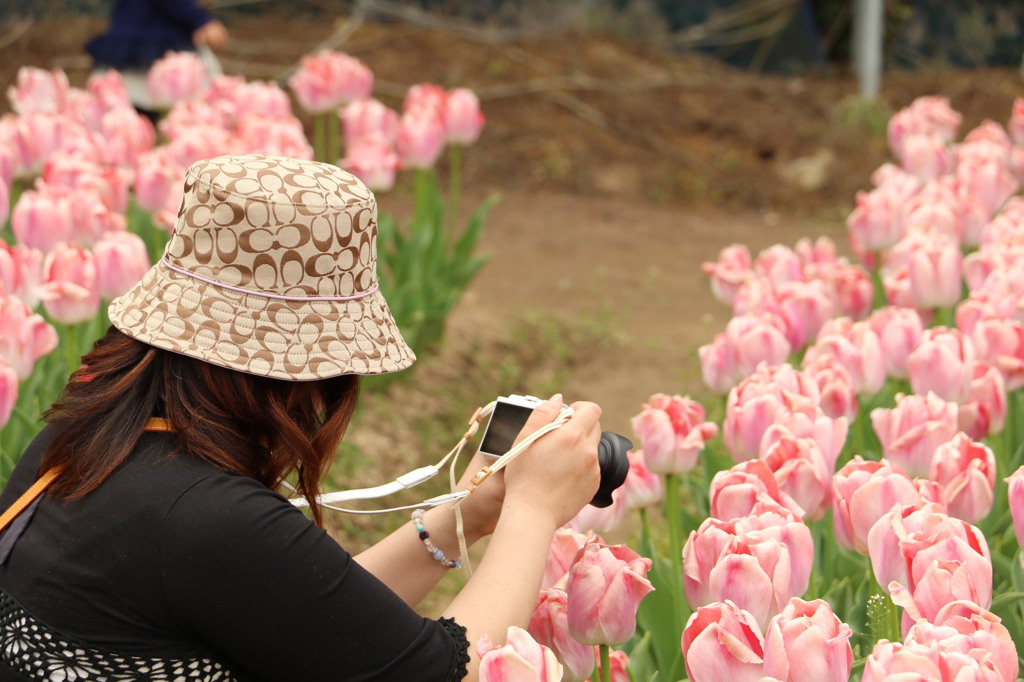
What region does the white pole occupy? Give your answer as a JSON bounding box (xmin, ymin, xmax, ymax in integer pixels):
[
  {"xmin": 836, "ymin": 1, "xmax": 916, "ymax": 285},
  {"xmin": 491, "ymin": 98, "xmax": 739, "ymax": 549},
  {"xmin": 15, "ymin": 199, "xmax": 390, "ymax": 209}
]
[{"xmin": 853, "ymin": 0, "xmax": 884, "ymax": 99}]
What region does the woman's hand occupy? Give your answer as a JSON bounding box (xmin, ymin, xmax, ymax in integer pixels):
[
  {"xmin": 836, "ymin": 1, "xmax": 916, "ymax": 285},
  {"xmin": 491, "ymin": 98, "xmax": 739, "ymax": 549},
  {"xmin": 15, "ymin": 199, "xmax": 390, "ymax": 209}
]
[
  {"xmin": 502, "ymin": 394, "xmax": 602, "ymax": 529},
  {"xmin": 193, "ymin": 20, "xmax": 229, "ymax": 49},
  {"xmin": 456, "ymin": 394, "xmax": 603, "ymax": 539}
]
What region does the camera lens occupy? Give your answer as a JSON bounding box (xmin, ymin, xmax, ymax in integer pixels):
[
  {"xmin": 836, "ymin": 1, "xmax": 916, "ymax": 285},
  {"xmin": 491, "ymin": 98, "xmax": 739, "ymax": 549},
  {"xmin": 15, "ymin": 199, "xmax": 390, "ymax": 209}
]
[{"xmin": 590, "ymin": 432, "xmax": 632, "ymax": 507}]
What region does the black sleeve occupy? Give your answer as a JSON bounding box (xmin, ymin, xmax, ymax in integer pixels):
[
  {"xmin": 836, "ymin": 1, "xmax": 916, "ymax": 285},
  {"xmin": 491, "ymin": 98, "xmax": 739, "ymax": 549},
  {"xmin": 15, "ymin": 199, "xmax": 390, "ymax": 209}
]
[{"xmin": 159, "ymin": 475, "xmax": 469, "ymax": 681}]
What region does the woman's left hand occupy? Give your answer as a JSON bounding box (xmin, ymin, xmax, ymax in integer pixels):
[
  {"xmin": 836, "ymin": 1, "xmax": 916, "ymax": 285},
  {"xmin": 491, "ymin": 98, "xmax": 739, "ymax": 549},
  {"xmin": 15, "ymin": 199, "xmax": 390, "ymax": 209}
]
[{"xmin": 454, "ymin": 451, "xmax": 506, "ymax": 539}]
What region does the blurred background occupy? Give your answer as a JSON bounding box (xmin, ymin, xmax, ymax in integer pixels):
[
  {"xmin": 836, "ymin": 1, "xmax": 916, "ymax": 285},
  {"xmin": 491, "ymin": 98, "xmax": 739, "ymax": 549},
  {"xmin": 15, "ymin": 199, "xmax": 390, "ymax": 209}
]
[{"xmin": 2, "ymin": 0, "xmax": 1023, "ymax": 545}]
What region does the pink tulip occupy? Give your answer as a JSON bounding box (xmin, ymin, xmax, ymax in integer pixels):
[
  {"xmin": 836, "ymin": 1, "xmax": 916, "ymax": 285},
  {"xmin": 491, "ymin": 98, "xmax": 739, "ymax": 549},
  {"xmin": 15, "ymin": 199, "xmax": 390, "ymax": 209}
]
[
  {"xmin": 774, "ymin": 279, "xmax": 835, "ymax": 350},
  {"xmin": 722, "ymin": 364, "xmax": 814, "ymax": 461},
  {"xmin": 134, "ymin": 148, "xmax": 186, "ymax": 217},
  {"xmin": 888, "ymin": 96, "xmax": 962, "ymax": 152},
  {"xmin": 403, "ymin": 83, "xmax": 448, "ymax": 120},
  {"xmin": 11, "ymin": 186, "xmax": 74, "ymax": 252},
  {"xmin": 620, "ymin": 449, "xmax": 662, "ymax": 510},
  {"xmin": 703, "ymin": 244, "xmax": 754, "ymax": 305},
  {"xmin": 630, "ymin": 393, "xmax": 718, "ymax": 474},
  {"xmin": 478, "ymin": 626, "xmax": 563, "ymax": 682},
  {"xmin": 1006, "ymin": 466, "xmax": 1024, "ymax": 563},
  {"xmin": 867, "ymin": 503, "xmax": 987, "ymax": 592},
  {"xmin": 7, "ymin": 66, "xmax": 69, "ymax": 115},
  {"xmin": 726, "ymin": 312, "xmax": 792, "ymax": 381},
  {"xmin": 958, "ymin": 362, "xmax": 1007, "ymax": 440},
  {"xmin": 147, "ymin": 51, "xmax": 208, "ymax": 109},
  {"xmin": 42, "ymin": 155, "xmax": 128, "ymax": 213},
  {"xmin": 907, "ymin": 327, "xmax": 976, "ymax": 403},
  {"xmin": 803, "ymin": 318, "xmax": 885, "ymax": 395},
  {"xmin": 832, "ymin": 457, "xmax": 931, "ymax": 554},
  {"xmin": 683, "ymin": 509, "xmax": 813, "ymax": 628},
  {"xmin": 862, "ymin": 638, "xmax": 1001, "ymax": 682},
  {"xmin": 754, "ymin": 245, "xmax": 803, "ymax": 288},
  {"xmin": 38, "ymin": 242, "xmax": 100, "ymax": 325},
  {"xmin": 871, "ymin": 392, "xmax": 960, "ymax": 478},
  {"xmin": 698, "ymin": 331, "xmax": 740, "ymax": 394},
  {"xmin": 100, "ymin": 107, "xmax": 156, "ymax": 170},
  {"xmin": 761, "ymin": 598, "xmax": 853, "ymax": 682},
  {"xmin": 682, "ymin": 601, "xmax": 765, "ymax": 682},
  {"xmin": 396, "ymin": 110, "xmax": 446, "ymax": 170},
  {"xmin": 897, "ymin": 133, "xmax": 952, "ymax": 180},
  {"xmin": 917, "ymin": 601, "xmax": 1019, "ymax": 682},
  {"xmin": 68, "ymin": 188, "xmax": 126, "ymax": 246},
  {"xmin": 93, "ymin": 231, "xmax": 151, "ymax": 301},
  {"xmin": 0, "ymin": 295, "xmax": 58, "ymax": 378},
  {"xmin": 566, "ymin": 542, "xmax": 653, "ymax": 646},
  {"xmin": 867, "ymin": 306, "xmax": 924, "ymax": 380},
  {"xmin": 819, "ymin": 262, "xmax": 874, "ymax": 320},
  {"xmin": 802, "ymin": 354, "xmax": 857, "ymax": 421},
  {"xmin": 445, "ymin": 88, "xmax": 485, "ymax": 145},
  {"xmin": 888, "ymin": 231, "xmax": 964, "ymax": 310},
  {"xmin": 159, "ymin": 99, "xmax": 231, "ymax": 139},
  {"xmin": 165, "ymin": 126, "xmax": 234, "ymax": 168},
  {"xmin": 846, "ymin": 174, "xmax": 919, "ymax": 252},
  {"xmin": 543, "ymin": 527, "xmax": 600, "ymax": 591},
  {"xmin": 795, "ymin": 235, "xmax": 840, "ymax": 271},
  {"xmin": 0, "ymin": 242, "xmax": 42, "ymax": 308},
  {"xmin": 232, "ymin": 80, "xmax": 294, "ymax": 119},
  {"xmin": 902, "ymin": 181, "xmax": 966, "ymax": 243},
  {"xmin": 6, "ymin": 112, "xmax": 88, "ymax": 177},
  {"xmin": 340, "ymin": 134, "xmax": 399, "ymax": 192},
  {"xmin": 760, "ymin": 430, "xmax": 831, "ymax": 521},
  {"xmin": 928, "ymin": 434, "xmax": 996, "ymax": 523},
  {"xmin": 237, "ymin": 115, "xmax": 314, "ymax": 161},
  {"xmin": 288, "ymin": 51, "xmax": 373, "ymax": 115},
  {"xmin": 1010, "ymin": 98, "xmax": 1024, "ymax": 144},
  {"xmin": 570, "ymin": 489, "xmax": 627, "ymax": 534},
  {"xmin": 528, "ymin": 588, "xmax": 595, "ymax": 682},
  {"xmin": 341, "ymin": 98, "xmax": 400, "ymax": 146},
  {"xmin": 708, "ymin": 459, "xmax": 805, "ymax": 521},
  {"xmin": 968, "ymin": 313, "xmax": 1024, "ymax": 391},
  {"xmin": 0, "ymin": 356, "xmax": 18, "ymax": 429},
  {"xmin": 958, "ymin": 153, "xmax": 1019, "ymax": 217},
  {"xmin": 586, "ymin": 648, "xmax": 629, "ymax": 682}
]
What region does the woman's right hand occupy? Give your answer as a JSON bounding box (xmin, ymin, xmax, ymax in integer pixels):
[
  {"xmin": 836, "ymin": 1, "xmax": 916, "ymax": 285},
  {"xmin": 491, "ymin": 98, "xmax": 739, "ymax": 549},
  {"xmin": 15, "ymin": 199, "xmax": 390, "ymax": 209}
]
[{"xmin": 501, "ymin": 395, "xmax": 603, "ymax": 529}]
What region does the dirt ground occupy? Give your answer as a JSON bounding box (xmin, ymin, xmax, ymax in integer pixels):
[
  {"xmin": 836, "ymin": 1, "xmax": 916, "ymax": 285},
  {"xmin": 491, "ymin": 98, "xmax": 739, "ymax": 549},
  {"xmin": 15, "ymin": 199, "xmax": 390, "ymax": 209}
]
[{"xmin": 5, "ymin": 10, "xmax": 1024, "ymax": 435}]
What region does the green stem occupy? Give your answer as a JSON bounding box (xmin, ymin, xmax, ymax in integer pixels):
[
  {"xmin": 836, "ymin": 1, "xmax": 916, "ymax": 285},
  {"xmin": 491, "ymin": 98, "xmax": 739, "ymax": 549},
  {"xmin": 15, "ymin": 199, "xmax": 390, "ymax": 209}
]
[
  {"xmin": 599, "ymin": 644, "xmax": 611, "ymax": 682},
  {"xmin": 870, "ymin": 255, "xmax": 886, "ymax": 310},
  {"xmin": 447, "ymin": 144, "xmax": 461, "ymax": 238},
  {"xmin": 639, "ymin": 507, "xmax": 653, "ymax": 558},
  {"xmin": 327, "ymin": 111, "xmax": 341, "ymax": 164},
  {"xmin": 314, "ymin": 114, "xmax": 327, "ymax": 163},
  {"xmin": 413, "ymin": 169, "xmax": 431, "ymax": 229},
  {"xmin": 65, "ymin": 323, "xmax": 80, "ymax": 378},
  {"xmin": 665, "ymin": 473, "xmax": 686, "ymax": 633}
]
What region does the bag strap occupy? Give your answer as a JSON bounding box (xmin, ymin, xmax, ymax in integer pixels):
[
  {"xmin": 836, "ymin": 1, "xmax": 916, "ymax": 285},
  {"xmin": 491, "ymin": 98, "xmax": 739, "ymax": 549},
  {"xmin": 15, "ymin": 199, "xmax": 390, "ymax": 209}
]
[{"xmin": 0, "ymin": 418, "xmax": 175, "ymax": 534}]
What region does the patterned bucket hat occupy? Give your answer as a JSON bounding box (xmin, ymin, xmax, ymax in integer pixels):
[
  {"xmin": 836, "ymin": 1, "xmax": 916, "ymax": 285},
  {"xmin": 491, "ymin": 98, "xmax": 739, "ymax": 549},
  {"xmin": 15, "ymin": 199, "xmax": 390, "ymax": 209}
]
[{"xmin": 109, "ymin": 154, "xmax": 416, "ymax": 380}]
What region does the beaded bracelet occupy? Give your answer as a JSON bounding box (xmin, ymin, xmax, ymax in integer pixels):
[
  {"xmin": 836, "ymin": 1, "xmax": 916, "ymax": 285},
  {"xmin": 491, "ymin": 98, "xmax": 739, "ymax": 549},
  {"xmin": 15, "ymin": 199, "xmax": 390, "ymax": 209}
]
[{"xmin": 411, "ymin": 508, "xmax": 462, "ymax": 569}]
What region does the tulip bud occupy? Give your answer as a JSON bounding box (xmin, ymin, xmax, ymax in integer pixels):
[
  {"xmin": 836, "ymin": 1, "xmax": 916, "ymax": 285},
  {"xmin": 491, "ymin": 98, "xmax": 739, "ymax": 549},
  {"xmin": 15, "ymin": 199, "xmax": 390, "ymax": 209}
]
[
  {"xmin": 871, "ymin": 392, "xmax": 960, "ymax": 478},
  {"xmin": 444, "ymin": 88, "xmax": 485, "ymax": 146},
  {"xmin": 93, "ymin": 231, "xmax": 151, "ymax": 300},
  {"xmin": 0, "ymin": 295, "xmax": 58, "ymax": 378},
  {"xmin": 566, "ymin": 542, "xmax": 653, "ymax": 646},
  {"xmin": 396, "ymin": 110, "xmax": 446, "ymax": 170},
  {"xmin": 682, "ymin": 600, "xmax": 766, "ymax": 682},
  {"xmin": 528, "ymin": 588, "xmax": 594, "ymax": 682},
  {"xmin": 147, "ymin": 51, "xmax": 208, "ymax": 109},
  {"xmin": 477, "ymin": 626, "xmax": 563, "ymax": 682},
  {"xmin": 0, "ymin": 356, "xmax": 18, "ymax": 429},
  {"xmin": 38, "ymin": 242, "xmax": 100, "ymax": 325},
  {"xmin": 288, "ymin": 51, "xmax": 373, "ymax": 114},
  {"xmin": 761, "ymin": 598, "xmax": 853, "ymax": 682},
  {"xmin": 630, "ymin": 393, "xmax": 717, "ymax": 474}
]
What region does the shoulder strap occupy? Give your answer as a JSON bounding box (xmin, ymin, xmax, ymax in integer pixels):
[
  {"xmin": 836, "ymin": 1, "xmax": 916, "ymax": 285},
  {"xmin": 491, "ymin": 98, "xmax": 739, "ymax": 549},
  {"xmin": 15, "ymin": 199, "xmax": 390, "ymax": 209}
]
[
  {"xmin": 0, "ymin": 467, "xmax": 62, "ymax": 535},
  {"xmin": 0, "ymin": 418, "xmax": 175, "ymax": 534}
]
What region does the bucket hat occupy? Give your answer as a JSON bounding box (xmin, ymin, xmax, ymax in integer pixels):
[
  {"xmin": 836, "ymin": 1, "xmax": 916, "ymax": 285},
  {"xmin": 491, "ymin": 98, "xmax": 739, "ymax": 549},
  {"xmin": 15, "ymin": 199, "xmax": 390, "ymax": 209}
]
[{"xmin": 109, "ymin": 154, "xmax": 416, "ymax": 380}]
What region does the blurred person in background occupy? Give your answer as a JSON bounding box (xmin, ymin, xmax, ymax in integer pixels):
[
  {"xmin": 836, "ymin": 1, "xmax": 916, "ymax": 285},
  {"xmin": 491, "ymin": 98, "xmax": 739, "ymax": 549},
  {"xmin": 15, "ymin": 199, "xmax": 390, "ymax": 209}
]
[{"xmin": 85, "ymin": 0, "xmax": 229, "ymax": 120}]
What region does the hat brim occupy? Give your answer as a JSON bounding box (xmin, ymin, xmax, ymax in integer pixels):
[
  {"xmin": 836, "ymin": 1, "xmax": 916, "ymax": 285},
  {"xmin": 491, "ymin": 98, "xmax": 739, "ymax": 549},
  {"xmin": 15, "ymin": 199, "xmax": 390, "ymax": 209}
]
[{"xmin": 109, "ymin": 261, "xmax": 416, "ymax": 381}]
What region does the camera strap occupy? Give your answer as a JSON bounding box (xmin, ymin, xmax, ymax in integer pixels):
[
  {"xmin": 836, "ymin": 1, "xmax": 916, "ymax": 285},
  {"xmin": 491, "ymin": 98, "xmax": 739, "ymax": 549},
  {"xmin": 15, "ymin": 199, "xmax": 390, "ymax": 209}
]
[{"xmin": 288, "ymin": 400, "xmax": 573, "ymax": 573}]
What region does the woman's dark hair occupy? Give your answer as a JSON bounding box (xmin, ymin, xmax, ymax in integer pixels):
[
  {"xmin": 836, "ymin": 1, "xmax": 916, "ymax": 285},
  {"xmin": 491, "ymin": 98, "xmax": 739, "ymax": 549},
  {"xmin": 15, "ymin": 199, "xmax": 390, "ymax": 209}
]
[{"xmin": 41, "ymin": 326, "xmax": 359, "ymax": 527}]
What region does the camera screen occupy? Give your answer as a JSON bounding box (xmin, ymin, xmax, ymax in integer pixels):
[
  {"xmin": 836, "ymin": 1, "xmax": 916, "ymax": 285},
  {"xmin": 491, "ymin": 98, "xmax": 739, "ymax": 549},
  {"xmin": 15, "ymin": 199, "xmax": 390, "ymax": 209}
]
[{"xmin": 479, "ymin": 401, "xmax": 535, "ymax": 456}]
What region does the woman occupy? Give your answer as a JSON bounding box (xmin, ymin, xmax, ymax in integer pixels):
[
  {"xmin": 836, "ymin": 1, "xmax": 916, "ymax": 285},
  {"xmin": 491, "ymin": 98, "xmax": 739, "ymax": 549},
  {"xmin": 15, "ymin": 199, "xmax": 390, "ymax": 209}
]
[
  {"xmin": 0, "ymin": 154, "xmax": 603, "ymax": 681},
  {"xmin": 86, "ymin": 0, "xmax": 229, "ymax": 118}
]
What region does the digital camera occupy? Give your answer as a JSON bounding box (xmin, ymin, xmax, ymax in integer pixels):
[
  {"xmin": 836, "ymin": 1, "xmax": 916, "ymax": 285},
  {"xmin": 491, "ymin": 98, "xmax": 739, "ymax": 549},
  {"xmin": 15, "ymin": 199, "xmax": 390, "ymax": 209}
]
[{"xmin": 478, "ymin": 395, "xmax": 632, "ymax": 508}]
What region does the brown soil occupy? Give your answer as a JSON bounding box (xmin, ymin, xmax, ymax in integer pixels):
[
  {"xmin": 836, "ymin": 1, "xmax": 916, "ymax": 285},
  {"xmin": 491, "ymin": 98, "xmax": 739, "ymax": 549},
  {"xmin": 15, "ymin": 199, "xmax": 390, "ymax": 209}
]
[{"xmin": 5, "ymin": 9, "xmax": 1024, "ymax": 534}]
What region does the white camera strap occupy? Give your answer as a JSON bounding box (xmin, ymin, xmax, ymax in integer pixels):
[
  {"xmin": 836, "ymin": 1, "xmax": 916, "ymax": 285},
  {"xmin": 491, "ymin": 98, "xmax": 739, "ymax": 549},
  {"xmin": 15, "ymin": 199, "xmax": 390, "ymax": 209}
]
[{"xmin": 286, "ymin": 400, "xmax": 572, "ymax": 573}]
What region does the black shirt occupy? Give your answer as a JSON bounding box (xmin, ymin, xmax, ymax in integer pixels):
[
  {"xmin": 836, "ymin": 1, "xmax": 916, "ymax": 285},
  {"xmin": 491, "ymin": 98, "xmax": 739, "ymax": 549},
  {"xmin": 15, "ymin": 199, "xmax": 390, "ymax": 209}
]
[{"xmin": 0, "ymin": 427, "xmax": 468, "ymax": 681}]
